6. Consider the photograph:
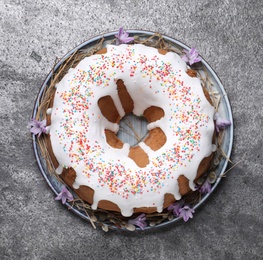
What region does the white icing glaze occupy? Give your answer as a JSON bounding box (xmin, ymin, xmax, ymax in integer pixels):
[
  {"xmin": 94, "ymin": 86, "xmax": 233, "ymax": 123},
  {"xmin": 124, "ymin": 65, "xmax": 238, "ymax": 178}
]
[
  {"xmin": 49, "ymin": 44, "xmax": 215, "ymax": 216},
  {"xmin": 56, "ymin": 164, "xmax": 63, "ymax": 175},
  {"xmin": 47, "ymin": 108, "xmax": 52, "ymax": 115},
  {"xmin": 139, "ymin": 142, "xmax": 154, "ymax": 156},
  {"xmin": 45, "ymin": 126, "xmax": 51, "ymax": 134}
]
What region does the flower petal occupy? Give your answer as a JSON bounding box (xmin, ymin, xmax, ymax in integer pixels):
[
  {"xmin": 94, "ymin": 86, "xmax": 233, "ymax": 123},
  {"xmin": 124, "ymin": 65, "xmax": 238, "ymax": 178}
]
[
  {"xmin": 30, "ymin": 127, "xmax": 41, "ymax": 135},
  {"xmin": 214, "ymin": 112, "xmax": 231, "ymax": 133},
  {"xmin": 61, "ymin": 195, "xmax": 67, "ymax": 204},
  {"xmin": 29, "ymin": 118, "xmax": 47, "ymax": 137},
  {"xmin": 123, "ymin": 37, "xmax": 134, "ymax": 43},
  {"xmin": 168, "ymin": 199, "xmax": 185, "ymax": 216},
  {"xmin": 55, "ymin": 186, "xmax": 74, "ymax": 204},
  {"xmin": 65, "ymin": 190, "xmax": 74, "ymax": 201},
  {"xmin": 182, "ymin": 47, "xmax": 202, "ymax": 65},
  {"xmin": 118, "ymin": 26, "xmax": 123, "ymax": 37},
  {"xmin": 189, "ymin": 47, "xmax": 196, "ymax": 55},
  {"xmin": 179, "ymin": 206, "xmax": 195, "ymax": 222},
  {"xmin": 115, "ymin": 26, "xmax": 134, "ymax": 45},
  {"xmin": 128, "ymin": 213, "xmax": 147, "ymax": 230},
  {"xmin": 181, "ymin": 55, "xmax": 189, "ymax": 63},
  {"xmin": 200, "ymin": 179, "xmax": 212, "ymax": 194},
  {"xmin": 55, "ymin": 193, "xmax": 62, "ymax": 200},
  {"xmin": 183, "ymin": 213, "xmax": 189, "ymax": 222}
]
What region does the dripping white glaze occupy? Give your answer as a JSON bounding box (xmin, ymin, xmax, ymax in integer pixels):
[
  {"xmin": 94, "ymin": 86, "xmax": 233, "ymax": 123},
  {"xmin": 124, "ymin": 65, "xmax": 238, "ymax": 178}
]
[
  {"xmin": 47, "ymin": 108, "xmax": 52, "ymax": 115},
  {"xmin": 49, "ymin": 44, "xmax": 215, "ymax": 217}
]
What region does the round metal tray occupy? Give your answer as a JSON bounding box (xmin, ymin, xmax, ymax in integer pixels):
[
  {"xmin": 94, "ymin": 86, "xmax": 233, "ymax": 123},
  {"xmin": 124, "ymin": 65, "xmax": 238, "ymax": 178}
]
[{"xmin": 32, "ymin": 30, "xmax": 233, "ymax": 230}]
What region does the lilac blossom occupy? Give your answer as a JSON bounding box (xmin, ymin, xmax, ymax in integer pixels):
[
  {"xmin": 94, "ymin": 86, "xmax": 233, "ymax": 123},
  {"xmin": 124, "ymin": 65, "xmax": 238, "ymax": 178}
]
[
  {"xmin": 214, "ymin": 112, "xmax": 231, "ymax": 133},
  {"xmin": 182, "ymin": 47, "xmax": 202, "ymax": 65},
  {"xmin": 29, "ymin": 118, "xmax": 47, "ymax": 137},
  {"xmin": 199, "ymin": 178, "xmax": 212, "ymax": 194},
  {"xmin": 167, "ymin": 199, "xmax": 185, "ymax": 216},
  {"xmin": 128, "ymin": 213, "xmax": 147, "ymax": 230},
  {"xmin": 179, "ymin": 206, "xmax": 195, "ymax": 222},
  {"xmin": 55, "ymin": 186, "xmax": 74, "ymax": 204},
  {"xmin": 115, "ymin": 26, "xmax": 134, "ymax": 45}
]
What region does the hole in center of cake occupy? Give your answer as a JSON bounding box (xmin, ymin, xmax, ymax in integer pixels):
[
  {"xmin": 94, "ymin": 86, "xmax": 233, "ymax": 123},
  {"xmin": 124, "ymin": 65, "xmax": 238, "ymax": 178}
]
[{"xmin": 117, "ymin": 113, "xmax": 149, "ymax": 147}]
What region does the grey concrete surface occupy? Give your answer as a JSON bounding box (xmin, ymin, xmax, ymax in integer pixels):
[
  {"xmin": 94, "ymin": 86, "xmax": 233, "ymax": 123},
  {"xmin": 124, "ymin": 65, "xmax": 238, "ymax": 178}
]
[{"xmin": 1, "ymin": 0, "xmax": 262, "ymax": 259}]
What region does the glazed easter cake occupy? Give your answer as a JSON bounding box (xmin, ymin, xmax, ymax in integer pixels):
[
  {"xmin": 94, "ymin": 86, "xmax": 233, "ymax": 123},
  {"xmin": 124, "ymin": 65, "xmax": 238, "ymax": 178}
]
[{"xmin": 45, "ymin": 42, "xmax": 216, "ymax": 217}]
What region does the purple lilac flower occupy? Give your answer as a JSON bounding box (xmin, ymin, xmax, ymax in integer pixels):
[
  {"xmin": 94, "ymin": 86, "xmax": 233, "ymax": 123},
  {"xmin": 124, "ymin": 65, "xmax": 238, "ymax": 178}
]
[
  {"xmin": 199, "ymin": 178, "xmax": 212, "ymax": 194},
  {"xmin": 115, "ymin": 26, "xmax": 134, "ymax": 45},
  {"xmin": 55, "ymin": 186, "xmax": 74, "ymax": 204},
  {"xmin": 214, "ymin": 112, "xmax": 231, "ymax": 133},
  {"xmin": 167, "ymin": 199, "xmax": 185, "ymax": 216},
  {"xmin": 128, "ymin": 213, "xmax": 147, "ymax": 230},
  {"xmin": 182, "ymin": 47, "xmax": 202, "ymax": 65},
  {"xmin": 179, "ymin": 206, "xmax": 195, "ymax": 222},
  {"xmin": 29, "ymin": 118, "xmax": 47, "ymax": 137}
]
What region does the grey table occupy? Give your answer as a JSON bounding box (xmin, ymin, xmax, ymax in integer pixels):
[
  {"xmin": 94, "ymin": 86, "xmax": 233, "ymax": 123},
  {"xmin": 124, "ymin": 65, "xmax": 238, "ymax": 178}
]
[{"xmin": 1, "ymin": 0, "xmax": 262, "ymax": 259}]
